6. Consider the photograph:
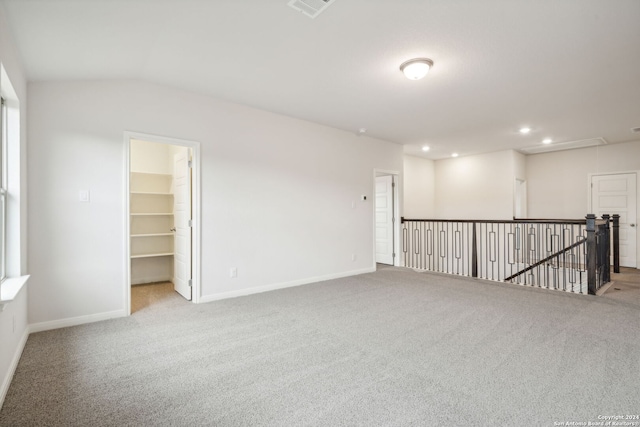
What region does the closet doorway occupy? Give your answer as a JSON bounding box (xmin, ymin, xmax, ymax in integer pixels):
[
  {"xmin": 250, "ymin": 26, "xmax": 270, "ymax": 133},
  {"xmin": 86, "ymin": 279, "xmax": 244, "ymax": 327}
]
[{"xmin": 124, "ymin": 133, "xmax": 201, "ymax": 314}]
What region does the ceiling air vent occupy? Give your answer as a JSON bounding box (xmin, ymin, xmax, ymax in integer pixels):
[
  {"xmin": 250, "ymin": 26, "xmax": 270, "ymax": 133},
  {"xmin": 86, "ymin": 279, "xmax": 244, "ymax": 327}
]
[
  {"xmin": 288, "ymin": 0, "xmax": 336, "ymax": 19},
  {"xmin": 519, "ymin": 137, "xmax": 608, "ymax": 155}
]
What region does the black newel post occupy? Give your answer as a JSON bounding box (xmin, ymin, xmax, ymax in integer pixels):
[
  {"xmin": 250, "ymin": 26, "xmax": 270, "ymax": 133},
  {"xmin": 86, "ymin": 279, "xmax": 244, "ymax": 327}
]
[
  {"xmin": 401, "ymin": 218, "xmax": 407, "ymax": 268},
  {"xmin": 586, "ymin": 214, "xmax": 597, "ymax": 295},
  {"xmin": 471, "ymin": 222, "xmax": 478, "ymax": 278},
  {"xmin": 601, "ymin": 214, "xmax": 610, "ymax": 284},
  {"xmin": 612, "ymin": 214, "xmax": 620, "ymax": 273}
]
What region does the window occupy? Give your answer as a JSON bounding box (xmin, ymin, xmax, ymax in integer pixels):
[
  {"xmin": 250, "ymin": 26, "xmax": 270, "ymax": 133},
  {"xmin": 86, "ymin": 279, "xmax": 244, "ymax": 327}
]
[{"xmin": 0, "ymin": 96, "xmax": 6, "ymax": 283}]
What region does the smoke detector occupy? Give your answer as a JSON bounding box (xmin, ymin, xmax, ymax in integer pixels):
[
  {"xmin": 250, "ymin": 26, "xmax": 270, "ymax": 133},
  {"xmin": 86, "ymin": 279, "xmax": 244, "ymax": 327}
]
[{"xmin": 288, "ymin": 0, "xmax": 337, "ymax": 19}]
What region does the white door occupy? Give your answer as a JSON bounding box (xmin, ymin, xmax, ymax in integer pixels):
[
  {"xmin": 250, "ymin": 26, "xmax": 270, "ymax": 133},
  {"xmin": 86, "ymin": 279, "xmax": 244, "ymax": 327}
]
[
  {"xmin": 375, "ymin": 175, "xmax": 395, "ymax": 265},
  {"xmin": 173, "ymin": 148, "xmax": 192, "ymax": 300},
  {"xmin": 591, "ymin": 173, "xmax": 637, "ymax": 268}
]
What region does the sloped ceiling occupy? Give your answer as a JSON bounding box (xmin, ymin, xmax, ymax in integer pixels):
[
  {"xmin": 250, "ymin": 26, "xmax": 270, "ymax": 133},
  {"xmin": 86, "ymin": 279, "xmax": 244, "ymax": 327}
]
[{"xmin": 2, "ymin": 0, "xmax": 639, "ymax": 159}]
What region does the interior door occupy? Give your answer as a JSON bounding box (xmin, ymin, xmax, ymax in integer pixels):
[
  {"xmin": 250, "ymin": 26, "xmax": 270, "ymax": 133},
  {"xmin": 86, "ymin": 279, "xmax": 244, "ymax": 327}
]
[
  {"xmin": 591, "ymin": 173, "xmax": 637, "ymax": 268},
  {"xmin": 173, "ymin": 147, "xmax": 192, "ymax": 300},
  {"xmin": 375, "ymin": 175, "xmax": 395, "ymax": 265}
]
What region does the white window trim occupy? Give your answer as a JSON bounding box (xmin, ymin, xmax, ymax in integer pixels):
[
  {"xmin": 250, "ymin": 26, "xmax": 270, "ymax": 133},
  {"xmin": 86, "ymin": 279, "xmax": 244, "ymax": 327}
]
[
  {"xmin": 0, "ymin": 275, "xmax": 29, "ymax": 311},
  {"xmin": 0, "ymin": 68, "xmax": 29, "ymax": 306},
  {"xmin": 0, "ymin": 96, "xmax": 6, "ymax": 284}
]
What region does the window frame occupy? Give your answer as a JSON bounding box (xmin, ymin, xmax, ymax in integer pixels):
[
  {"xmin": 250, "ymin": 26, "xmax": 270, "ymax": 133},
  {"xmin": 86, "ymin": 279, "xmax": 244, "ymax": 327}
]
[{"xmin": 0, "ymin": 96, "xmax": 6, "ymax": 283}]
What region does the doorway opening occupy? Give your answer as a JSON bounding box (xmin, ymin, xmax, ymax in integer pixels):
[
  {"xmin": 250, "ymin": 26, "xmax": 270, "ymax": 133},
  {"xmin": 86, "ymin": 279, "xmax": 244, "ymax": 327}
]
[
  {"xmin": 374, "ymin": 170, "xmax": 400, "ymax": 267},
  {"xmin": 124, "ymin": 132, "xmax": 201, "ymax": 315}
]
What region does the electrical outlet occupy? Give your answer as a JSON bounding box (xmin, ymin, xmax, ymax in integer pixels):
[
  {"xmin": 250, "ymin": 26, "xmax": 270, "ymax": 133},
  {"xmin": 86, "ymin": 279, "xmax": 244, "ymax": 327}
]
[
  {"xmin": 230, "ymin": 267, "xmax": 238, "ymax": 278},
  {"xmin": 79, "ymin": 190, "xmax": 90, "ymax": 202}
]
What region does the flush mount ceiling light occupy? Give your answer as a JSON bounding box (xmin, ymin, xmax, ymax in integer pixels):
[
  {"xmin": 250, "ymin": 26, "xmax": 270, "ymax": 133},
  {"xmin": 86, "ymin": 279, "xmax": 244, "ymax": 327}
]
[
  {"xmin": 451, "ymin": 153, "xmax": 459, "ymax": 158},
  {"xmin": 422, "ymin": 146, "xmax": 430, "ymax": 152},
  {"xmin": 400, "ymin": 58, "xmax": 434, "ymax": 80},
  {"xmin": 542, "ymin": 138, "xmax": 552, "ymax": 144},
  {"xmin": 519, "ymin": 127, "xmax": 531, "ymax": 134}
]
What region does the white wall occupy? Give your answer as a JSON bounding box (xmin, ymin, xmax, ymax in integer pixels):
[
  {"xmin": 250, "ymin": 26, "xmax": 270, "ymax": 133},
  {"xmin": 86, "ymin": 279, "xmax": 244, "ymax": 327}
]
[
  {"xmin": 130, "ymin": 138, "xmax": 177, "ymax": 175},
  {"xmin": 513, "ymin": 150, "xmax": 526, "ymax": 182},
  {"xmin": 403, "ymin": 155, "xmax": 435, "ymax": 219},
  {"xmin": 0, "ymin": 4, "xmax": 29, "ymax": 408},
  {"xmin": 27, "ymin": 79, "xmax": 403, "ymax": 326},
  {"xmin": 434, "ymin": 150, "xmax": 517, "ymax": 220},
  {"xmin": 526, "ymin": 140, "xmax": 640, "ymax": 218}
]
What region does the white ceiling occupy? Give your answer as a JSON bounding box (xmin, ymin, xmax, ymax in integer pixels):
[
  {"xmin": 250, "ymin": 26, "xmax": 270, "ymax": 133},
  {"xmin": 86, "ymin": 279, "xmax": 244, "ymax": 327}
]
[{"xmin": 2, "ymin": 0, "xmax": 639, "ymax": 159}]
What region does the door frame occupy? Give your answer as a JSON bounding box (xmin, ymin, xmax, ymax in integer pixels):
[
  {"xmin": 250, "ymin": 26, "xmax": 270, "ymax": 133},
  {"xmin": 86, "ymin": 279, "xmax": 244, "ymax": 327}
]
[
  {"xmin": 373, "ymin": 169, "xmax": 401, "ymax": 267},
  {"xmin": 587, "ymin": 170, "xmax": 639, "ymax": 268},
  {"xmin": 123, "ymin": 131, "xmax": 202, "ymax": 315}
]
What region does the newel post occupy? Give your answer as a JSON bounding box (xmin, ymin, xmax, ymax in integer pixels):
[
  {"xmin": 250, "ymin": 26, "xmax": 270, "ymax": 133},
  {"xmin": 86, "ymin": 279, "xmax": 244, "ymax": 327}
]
[
  {"xmin": 612, "ymin": 214, "xmax": 620, "ymax": 273},
  {"xmin": 601, "ymin": 214, "xmax": 610, "ymax": 284},
  {"xmin": 586, "ymin": 214, "xmax": 597, "ymax": 295},
  {"xmin": 471, "ymin": 222, "xmax": 478, "ymax": 278}
]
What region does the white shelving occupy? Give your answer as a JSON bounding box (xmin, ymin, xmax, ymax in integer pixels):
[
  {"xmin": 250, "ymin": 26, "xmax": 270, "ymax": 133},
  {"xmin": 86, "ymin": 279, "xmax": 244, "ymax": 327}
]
[
  {"xmin": 130, "ymin": 172, "xmax": 174, "ymax": 284},
  {"xmin": 131, "ymin": 253, "xmax": 174, "ymax": 259}
]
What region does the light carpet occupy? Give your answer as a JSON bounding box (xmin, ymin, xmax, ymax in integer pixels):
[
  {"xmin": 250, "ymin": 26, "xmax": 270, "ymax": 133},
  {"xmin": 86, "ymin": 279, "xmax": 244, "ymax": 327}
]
[{"xmin": 1, "ymin": 268, "xmax": 638, "ymax": 426}]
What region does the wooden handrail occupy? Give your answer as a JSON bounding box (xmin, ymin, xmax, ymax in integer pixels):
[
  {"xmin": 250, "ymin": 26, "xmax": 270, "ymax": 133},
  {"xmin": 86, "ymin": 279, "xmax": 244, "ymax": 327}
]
[{"xmin": 401, "ymin": 217, "xmax": 589, "ymax": 225}]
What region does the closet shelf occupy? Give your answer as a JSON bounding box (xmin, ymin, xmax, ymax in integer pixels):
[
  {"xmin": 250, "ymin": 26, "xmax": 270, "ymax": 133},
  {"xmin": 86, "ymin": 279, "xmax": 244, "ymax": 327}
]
[
  {"xmin": 131, "ymin": 191, "xmax": 174, "ymax": 196},
  {"xmin": 131, "ymin": 252, "xmax": 174, "ymax": 259},
  {"xmin": 130, "ymin": 169, "xmax": 174, "ymax": 285},
  {"xmin": 131, "ymin": 171, "xmax": 172, "ymax": 177}
]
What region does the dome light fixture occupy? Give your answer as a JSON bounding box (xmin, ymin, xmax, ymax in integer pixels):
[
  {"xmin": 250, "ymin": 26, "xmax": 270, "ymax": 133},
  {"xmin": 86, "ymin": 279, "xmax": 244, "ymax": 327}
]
[
  {"xmin": 452, "ymin": 153, "xmax": 459, "ymax": 158},
  {"xmin": 400, "ymin": 58, "xmax": 434, "ymax": 80},
  {"xmin": 422, "ymin": 145, "xmax": 430, "ymax": 152},
  {"xmin": 519, "ymin": 127, "xmax": 531, "ymax": 134},
  {"xmin": 542, "ymin": 138, "xmax": 552, "ymax": 144}
]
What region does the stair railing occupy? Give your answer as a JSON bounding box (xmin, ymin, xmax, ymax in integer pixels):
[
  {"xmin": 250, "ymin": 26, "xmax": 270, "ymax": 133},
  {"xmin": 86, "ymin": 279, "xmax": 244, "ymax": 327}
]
[{"xmin": 401, "ymin": 214, "xmax": 616, "ymax": 295}]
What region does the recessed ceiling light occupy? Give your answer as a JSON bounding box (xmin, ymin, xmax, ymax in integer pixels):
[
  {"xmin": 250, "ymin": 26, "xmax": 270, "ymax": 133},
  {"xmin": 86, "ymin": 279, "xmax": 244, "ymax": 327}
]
[
  {"xmin": 421, "ymin": 146, "xmax": 430, "ymax": 152},
  {"xmin": 542, "ymin": 138, "xmax": 552, "ymax": 144},
  {"xmin": 519, "ymin": 127, "xmax": 531, "ymax": 134},
  {"xmin": 400, "ymin": 58, "xmax": 434, "ymax": 80},
  {"xmin": 452, "ymin": 153, "xmax": 459, "ymax": 158}
]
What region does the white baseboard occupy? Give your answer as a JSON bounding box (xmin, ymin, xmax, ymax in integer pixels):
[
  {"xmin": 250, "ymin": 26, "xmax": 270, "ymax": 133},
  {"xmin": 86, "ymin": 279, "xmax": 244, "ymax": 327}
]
[
  {"xmin": 0, "ymin": 328, "xmax": 29, "ymax": 410},
  {"xmin": 131, "ymin": 275, "xmax": 172, "ymax": 285},
  {"xmin": 29, "ymin": 309, "xmax": 127, "ymax": 334},
  {"xmin": 198, "ymin": 267, "xmax": 376, "ymax": 304}
]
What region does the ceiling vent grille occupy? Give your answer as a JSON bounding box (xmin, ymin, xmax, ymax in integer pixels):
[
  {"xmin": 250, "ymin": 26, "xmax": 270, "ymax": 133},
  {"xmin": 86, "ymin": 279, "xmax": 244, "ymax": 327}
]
[
  {"xmin": 519, "ymin": 137, "xmax": 608, "ymax": 155},
  {"xmin": 288, "ymin": 0, "xmax": 336, "ymax": 19}
]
